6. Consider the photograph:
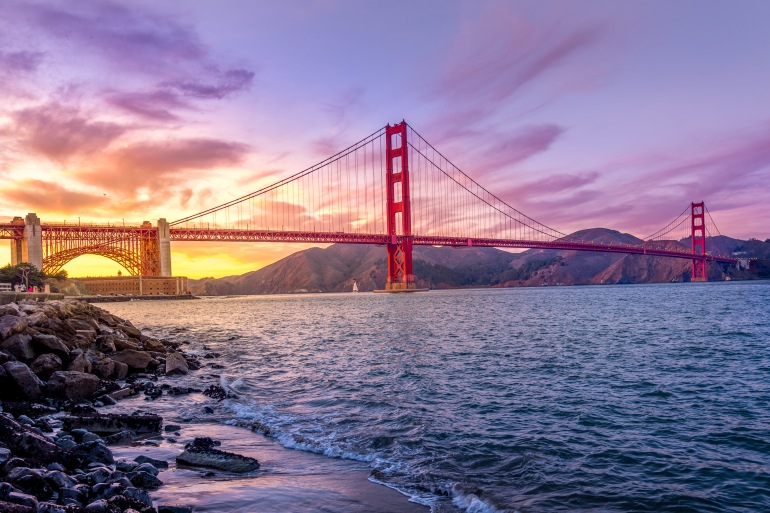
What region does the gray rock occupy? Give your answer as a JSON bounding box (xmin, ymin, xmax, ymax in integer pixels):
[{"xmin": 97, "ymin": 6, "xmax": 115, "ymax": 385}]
[
  {"xmin": 90, "ymin": 358, "xmax": 115, "ymax": 380},
  {"xmin": 62, "ymin": 413, "xmax": 162, "ymax": 434},
  {"xmin": 3, "ymin": 362, "xmax": 44, "ymax": 400},
  {"xmin": 114, "ymin": 337, "xmax": 142, "ymax": 352},
  {"xmin": 29, "ymin": 354, "xmax": 63, "ymax": 381},
  {"xmin": 176, "ymin": 446, "xmax": 260, "ymax": 472},
  {"xmin": 69, "ymin": 441, "xmax": 114, "ymax": 466},
  {"xmin": 158, "ymin": 506, "xmax": 194, "ymax": 513},
  {"xmin": 1, "ymin": 334, "xmax": 36, "ymax": 363},
  {"xmin": 164, "ymin": 353, "xmax": 188, "ymax": 376},
  {"xmin": 117, "ymin": 323, "xmax": 142, "ymax": 340},
  {"xmin": 0, "ymin": 447, "xmax": 11, "ymax": 465},
  {"xmin": 141, "ymin": 337, "xmax": 166, "ymax": 353},
  {"xmin": 127, "ymin": 470, "xmax": 162, "ymax": 490},
  {"xmin": 30, "ymin": 334, "xmax": 69, "ymax": 359},
  {"xmin": 112, "ymin": 361, "xmax": 129, "ymax": 380},
  {"xmin": 0, "ymin": 303, "xmax": 21, "ymax": 316},
  {"xmin": 46, "ymin": 371, "xmax": 100, "ymax": 401},
  {"xmin": 111, "ymin": 350, "xmax": 152, "ymax": 371},
  {"xmin": 66, "ymin": 353, "xmax": 91, "ymax": 374},
  {"xmin": 7, "ymin": 491, "xmax": 38, "ymax": 508},
  {"xmin": 133, "ymin": 455, "xmax": 168, "ymax": 469},
  {"xmin": 0, "ymin": 314, "xmax": 28, "ymax": 339},
  {"xmin": 43, "ymin": 470, "xmax": 77, "ymax": 489},
  {"xmin": 23, "ymin": 311, "xmax": 47, "ymax": 327},
  {"xmin": 103, "ymin": 430, "xmax": 134, "ymax": 446},
  {"xmin": 133, "ymin": 463, "xmax": 159, "ymax": 476}
]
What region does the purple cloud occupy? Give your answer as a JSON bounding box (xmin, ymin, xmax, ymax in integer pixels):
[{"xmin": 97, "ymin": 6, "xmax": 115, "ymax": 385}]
[
  {"xmin": 12, "ymin": 102, "xmax": 126, "ymax": 162},
  {"xmin": 77, "ymin": 138, "xmax": 250, "ymax": 193},
  {"xmin": 166, "ymin": 68, "xmax": 255, "ymax": 100},
  {"xmin": 427, "ymin": 7, "xmax": 604, "ymax": 129},
  {"xmin": 107, "ymin": 89, "xmax": 190, "ymax": 121},
  {"xmin": 0, "ymin": 50, "xmax": 44, "ymax": 73},
  {"xmin": 17, "ymin": 0, "xmax": 206, "ymax": 74}
]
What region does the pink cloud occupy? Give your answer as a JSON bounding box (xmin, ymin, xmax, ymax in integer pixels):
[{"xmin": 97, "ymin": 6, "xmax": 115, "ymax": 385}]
[
  {"xmin": 0, "ymin": 179, "xmax": 108, "ymax": 215},
  {"xmin": 0, "ymin": 50, "xmax": 43, "ymax": 73},
  {"xmin": 427, "ymin": 6, "xmax": 604, "ymax": 130},
  {"xmin": 77, "ymin": 138, "xmax": 250, "ymax": 193},
  {"xmin": 16, "ymin": 0, "xmax": 206, "ymax": 75},
  {"xmin": 164, "ymin": 68, "xmax": 255, "ymax": 100},
  {"xmin": 106, "ymin": 89, "xmax": 191, "ymax": 121},
  {"xmin": 12, "ymin": 102, "xmax": 127, "ymax": 163}
]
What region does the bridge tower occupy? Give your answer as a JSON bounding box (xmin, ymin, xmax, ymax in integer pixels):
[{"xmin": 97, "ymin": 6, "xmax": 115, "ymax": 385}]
[
  {"xmin": 10, "ymin": 214, "xmax": 42, "ymax": 271},
  {"xmin": 384, "ymin": 121, "xmax": 416, "ymax": 291},
  {"xmin": 691, "ymin": 201, "xmax": 707, "ymax": 281}
]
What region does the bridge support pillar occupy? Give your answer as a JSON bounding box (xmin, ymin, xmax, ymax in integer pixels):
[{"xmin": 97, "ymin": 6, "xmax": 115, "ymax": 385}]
[
  {"xmin": 10, "ymin": 217, "xmax": 24, "ymax": 266},
  {"xmin": 382, "ymin": 121, "xmax": 418, "ymax": 292},
  {"xmin": 12, "ymin": 213, "xmax": 43, "ymax": 271},
  {"xmin": 158, "ymin": 218, "xmax": 172, "ymax": 277},
  {"xmin": 691, "ymin": 201, "xmax": 707, "ymax": 281},
  {"xmin": 139, "ymin": 221, "xmax": 161, "ymax": 276}
]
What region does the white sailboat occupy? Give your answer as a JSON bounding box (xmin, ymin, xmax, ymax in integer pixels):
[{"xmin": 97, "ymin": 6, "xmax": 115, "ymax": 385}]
[{"xmin": 352, "ymin": 280, "xmax": 359, "ymax": 293}]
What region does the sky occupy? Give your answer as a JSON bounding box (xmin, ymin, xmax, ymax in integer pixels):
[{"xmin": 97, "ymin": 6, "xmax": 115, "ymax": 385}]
[{"xmin": 1, "ymin": 0, "xmax": 769, "ymax": 278}]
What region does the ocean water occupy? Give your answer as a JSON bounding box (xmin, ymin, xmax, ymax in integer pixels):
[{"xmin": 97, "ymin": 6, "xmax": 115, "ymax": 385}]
[{"xmin": 103, "ymin": 281, "xmax": 770, "ymax": 513}]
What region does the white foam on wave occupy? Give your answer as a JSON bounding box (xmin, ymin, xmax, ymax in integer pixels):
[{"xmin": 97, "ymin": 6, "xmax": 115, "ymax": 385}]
[
  {"xmin": 451, "ymin": 488, "xmax": 507, "ymax": 513},
  {"xmin": 223, "ymin": 398, "xmax": 374, "ymax": 462}
]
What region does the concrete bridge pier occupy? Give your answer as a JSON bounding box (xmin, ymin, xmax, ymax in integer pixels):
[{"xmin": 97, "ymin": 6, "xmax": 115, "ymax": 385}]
[
  {"xmin": 158, "ymin": 218, "xmax": 172, "ymax": 277},
  {"xmin": 10, "ymin": 213, "xmax": 42, "ymax": 271}
]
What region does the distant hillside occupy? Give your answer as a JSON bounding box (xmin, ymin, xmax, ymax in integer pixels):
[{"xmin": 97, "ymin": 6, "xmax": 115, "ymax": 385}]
[{"xmin": 188, "ymin": 229, "xmax": 769, "ymax": 295}]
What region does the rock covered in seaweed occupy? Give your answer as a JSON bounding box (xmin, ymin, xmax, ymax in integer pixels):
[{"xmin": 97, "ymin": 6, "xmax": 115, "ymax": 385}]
[{"xmin": 177, "ymin": 437, "xmax": 260, "ymax": 472}]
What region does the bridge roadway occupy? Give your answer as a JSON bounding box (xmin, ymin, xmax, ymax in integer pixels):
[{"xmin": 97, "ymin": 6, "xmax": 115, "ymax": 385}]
[{"xmin": 0, "ymin": 222, "xmax": 740, "ymax": 271}]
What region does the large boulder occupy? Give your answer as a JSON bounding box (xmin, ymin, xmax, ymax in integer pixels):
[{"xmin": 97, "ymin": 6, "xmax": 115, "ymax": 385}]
[
  {"xmin": 142, "ymin": 336, "xmax": 166, "ymax": 353},
  {"xmin": 3, "ymin": 361, "xmax": 44, "ymax": 401},
  {"xmin": 29, "ymin": 353, "xmax": 63, "ymax": 381},
  {"xmin": 66, "ymin": 352, "xmax": 91, "ymax": 373},
  {"xmin": 114, "ymin": 337, "xmax": 143, "ymax": 351},
  {"xmin": 176, "ymin": 445, "xmax": 260, "ymax": 472},
  {"xmin": 0, "ymin": 314, "xmax": 28, "ymax": 339},
  {"xmin": 1, "ymin": 334, "xmax": 36, "ymax": 362},
  {"xmin": 46, "ymin": 371, "xmax": 100, "ymax": 401},
  {"xmin": 112, "ymin": 360, "xmax": 129, "ymax": 380},
  {"xmin": 24, "ymin": 311, "xmax": 48, "ymax": 327},
  {"xmin": 165, "ymin": 353, "xmax": 188, "ymax": 375},
  {"xmin": 91, "ymin": 358, "xmax": 115, "ymax": 379},
  {"xmin": 118, "ymin": 323, "xmax": 142, "ymax": 339},
  {"xmin": 111, "ymin": 350, "xmax": 152, "ymax": 371},
  {"xmin": 31, "ymin": 333, "xmax": 69, "ymax": 358},
  {"xmin": 62, "ymin": 413, "xmax": 162, "ymax": 434},
  {"xmin": 0, "ymin": 411, "xmax": 64, "ymax": 466}
]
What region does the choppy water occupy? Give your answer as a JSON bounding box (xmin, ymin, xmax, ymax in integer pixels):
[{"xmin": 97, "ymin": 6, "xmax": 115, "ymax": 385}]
[{"xmin": 104, "ymin": 281, "xmax": 770, "ymax": 513}]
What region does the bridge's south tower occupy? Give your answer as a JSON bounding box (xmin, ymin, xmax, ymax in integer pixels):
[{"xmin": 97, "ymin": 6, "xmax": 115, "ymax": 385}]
[
  {"xmin": 384, "ymin": 121, "xmax": 415, "ymax": 291},
  {"xmin": 691, "ymin": 201, "xmax": 707, "ymax": 281}
]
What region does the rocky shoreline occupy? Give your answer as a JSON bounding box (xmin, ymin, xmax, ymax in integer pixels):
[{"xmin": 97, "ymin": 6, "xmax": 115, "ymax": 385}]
[{"xmin": 0, "ymin": 299, "xmax": 255, "ymax": 513}]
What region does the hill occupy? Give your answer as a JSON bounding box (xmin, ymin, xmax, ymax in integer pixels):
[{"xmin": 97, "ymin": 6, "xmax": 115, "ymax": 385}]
[{"xmin": 188, "ymin": 229, "xmax": 769, "ymax": 295}]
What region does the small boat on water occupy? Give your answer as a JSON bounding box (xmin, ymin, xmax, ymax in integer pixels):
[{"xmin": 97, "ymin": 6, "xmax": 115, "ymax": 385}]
[{"xmin": 352, "ymin": 280, "xmax": 359, "ymax": 293}]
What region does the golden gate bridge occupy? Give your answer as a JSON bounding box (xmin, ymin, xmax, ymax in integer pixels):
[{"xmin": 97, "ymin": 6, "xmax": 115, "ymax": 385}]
[{"xmin": 0, "ymin": 121, "xmax": 742, "ymax": 289}]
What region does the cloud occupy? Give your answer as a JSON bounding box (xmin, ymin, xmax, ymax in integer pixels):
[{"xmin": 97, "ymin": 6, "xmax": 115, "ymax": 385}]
[
  {"xmin": 474, "ymin": 124, "xmax": 567, "ymax": 174},
  {"xmin": 500, "ymin": 170, "xmax": 600, "ymax": 199},
  {"xmin": 427, "ymin": 6, "xmax": 604, "ymax": 129},
  {"xmin": 165, "ymin": 68, "xmax": 255, "ymax": 100},
  {"xmin": 0, "ymin": 50, "xmax": 44, "ymax": 73},
  {"xmin": 77, "ymin": 138, "xmax": 250, "ymax": 193},
  {"xmin": 12, "ymin": 102, "xmax": 127, "ymax": 162},
  {"xmin": 106, "ymin": 89, "xmax": 190, "ymax": 121},
  {"xmin": 0, "ymin": 179, "xmax": 108, "ymax": 215},
  {"xmin": 16, "ymin": 0, "xmax": 206, "ymax": 75}
]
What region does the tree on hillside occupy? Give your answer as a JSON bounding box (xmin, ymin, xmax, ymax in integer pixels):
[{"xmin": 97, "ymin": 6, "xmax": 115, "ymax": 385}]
[{"xmin": 0, "ymin": 263, "xmax": 67, "ymax": 289}]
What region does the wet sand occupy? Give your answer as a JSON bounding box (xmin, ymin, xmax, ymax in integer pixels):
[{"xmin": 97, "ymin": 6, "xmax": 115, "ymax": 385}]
[{"xmin": 106, "ymin": 396, "xmax": 428, "ymax": 513}]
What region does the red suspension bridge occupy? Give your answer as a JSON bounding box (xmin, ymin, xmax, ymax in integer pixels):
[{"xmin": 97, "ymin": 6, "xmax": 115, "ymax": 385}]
[{"xmin": 1, "ymin": 121, "xmax": 742, "ymax": 289}]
